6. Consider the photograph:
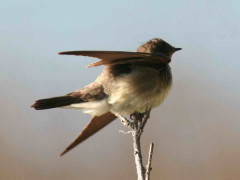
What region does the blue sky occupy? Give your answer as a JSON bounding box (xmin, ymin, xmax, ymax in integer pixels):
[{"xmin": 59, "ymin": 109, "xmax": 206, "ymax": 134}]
[
  {"xmin": 1, "ymin": 0, "xmax": 239, "ymax": 98},
  {"xmin": 1, "ymin": 1, "xmax": 240, "ymax": 179}
]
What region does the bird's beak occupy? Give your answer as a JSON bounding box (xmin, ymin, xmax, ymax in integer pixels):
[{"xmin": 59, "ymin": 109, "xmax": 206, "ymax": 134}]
[{"xmin": 174, "ymin": 47, "xmax": 182, "ymax": 52}]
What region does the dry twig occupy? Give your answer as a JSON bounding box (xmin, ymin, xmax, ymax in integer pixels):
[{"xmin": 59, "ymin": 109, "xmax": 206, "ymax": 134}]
[
  {"xmin": 145, "ymin": 143, "xmax": 154, "ymax": 180},
  {"xmin": 116, "ymin": 109, "xmax": 154, "ymax": 180}
]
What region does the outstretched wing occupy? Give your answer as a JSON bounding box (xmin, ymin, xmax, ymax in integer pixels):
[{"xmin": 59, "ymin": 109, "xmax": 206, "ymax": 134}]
[{"xmin": 59, "ymin": 51, "xmax": 170, "ymax": 67}]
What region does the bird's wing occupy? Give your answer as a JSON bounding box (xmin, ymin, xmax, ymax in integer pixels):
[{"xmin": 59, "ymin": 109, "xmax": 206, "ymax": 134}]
[
  {"xmin": 60, "ymin": 112, "xmax": 117, "ymax": 156},
  {"xmin": 59, "ymin": 51, "xmax": 170, "ymax": 67}
]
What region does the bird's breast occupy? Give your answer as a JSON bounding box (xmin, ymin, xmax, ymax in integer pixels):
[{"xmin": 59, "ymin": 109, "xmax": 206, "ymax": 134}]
[{"xmin": 107, "ymin": 65, "xmax": 172, "ymax": 115}]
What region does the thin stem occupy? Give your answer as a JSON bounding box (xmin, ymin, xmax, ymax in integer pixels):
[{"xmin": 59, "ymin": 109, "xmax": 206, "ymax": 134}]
[
  {"xmin": 115, "ymin": 113, "xmax": 134, "ymax": 128},
  {"xmin": 140, "ymin": 110, "xmax": 151, "ymax": 130},
  {"xmin": 132, "ymin": 128, "xmax": 145, "ymax": 180},
  {"xmin": 145, "ymin": 143, "xmax": 154, "ymax": 180},
  {"xmin": 118, "ymin": 109, "xmax": 154, "ymax": 180}
]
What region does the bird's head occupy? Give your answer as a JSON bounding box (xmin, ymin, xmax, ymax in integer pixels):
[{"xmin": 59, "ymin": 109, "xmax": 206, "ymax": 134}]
[{"xmin": 137, "ymin": 38, "xmax": 181, "ymax": 57}]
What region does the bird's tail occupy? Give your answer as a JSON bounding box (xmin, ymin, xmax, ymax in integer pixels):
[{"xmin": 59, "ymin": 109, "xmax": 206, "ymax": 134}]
[
  {"xmin": 31, "ymin": 96, "xmax": 82, "ymax": 110},
  {"xmin": 60, "ymin": 112, "xmax": 117, "ymax": 156}
]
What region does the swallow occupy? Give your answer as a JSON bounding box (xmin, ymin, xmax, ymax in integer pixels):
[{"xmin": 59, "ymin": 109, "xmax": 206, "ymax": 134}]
[{"xmin": 31, "ymin": 38, "xmax": 181, "ymax": 156}]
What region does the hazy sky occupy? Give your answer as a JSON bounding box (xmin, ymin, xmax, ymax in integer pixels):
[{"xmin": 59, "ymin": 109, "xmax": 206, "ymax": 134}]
[{"xmin": 1, "ymin": 1, "xmax": 240, "ymax": 180}]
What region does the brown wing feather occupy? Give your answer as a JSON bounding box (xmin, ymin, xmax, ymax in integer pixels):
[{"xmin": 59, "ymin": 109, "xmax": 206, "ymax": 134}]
[
  {"xmin": 60, "ymin": 112, "xmax": 117, "ymax": 156},
  {"xmin": 59, "ymin": 51, "xmax": 143, "ymax": 61},
  {"xmin": 59, "ymin": 51, "xmax": 170, "ymax": 67}
]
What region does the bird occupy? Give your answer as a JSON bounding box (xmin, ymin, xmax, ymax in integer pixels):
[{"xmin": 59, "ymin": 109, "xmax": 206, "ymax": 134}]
[{"xmin": 31, "ymin": 38, "xmax": 181, "ymax": 156}]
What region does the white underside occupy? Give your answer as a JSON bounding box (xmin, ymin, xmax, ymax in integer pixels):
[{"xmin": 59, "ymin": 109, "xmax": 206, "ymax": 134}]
[
  {"xmin": 64, "ymin": 99, "xmax": 110, "ymax": 116},
  {"xmin": 64, "ymin": 68, "xmax": 171, "ymax": 116}
]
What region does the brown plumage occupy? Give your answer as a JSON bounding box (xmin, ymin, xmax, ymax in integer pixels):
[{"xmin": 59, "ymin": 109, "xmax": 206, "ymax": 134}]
[
  {"xmin": 58, "ymin": 50, "xmax": 170, "ymax": 67},
  {"xmin": 31, "ymin": 38, "xmax": 181, "ymax": 156}
]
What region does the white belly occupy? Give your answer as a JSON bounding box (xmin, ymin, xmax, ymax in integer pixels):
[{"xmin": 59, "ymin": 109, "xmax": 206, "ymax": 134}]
[
  {"xmin": 64, "ymin": 66, "xmax": 172, "ymax": 116},
  {"xmin": 108, "ymin": 67, "xmax": 172, "ymax": 115}
]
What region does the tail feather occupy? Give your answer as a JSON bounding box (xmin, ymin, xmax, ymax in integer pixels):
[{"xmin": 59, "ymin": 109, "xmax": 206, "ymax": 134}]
[
  {"xmin": 31, "ymin": 96, "xmax": 83, "ymax": 110},
  {"xmin": 60, "ymin": 112, "xmax": 117, "ymax": 156}
]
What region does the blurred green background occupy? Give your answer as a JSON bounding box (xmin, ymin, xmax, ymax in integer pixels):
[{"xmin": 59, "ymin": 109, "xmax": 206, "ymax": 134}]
[{"xmin": 1, "ymin": 0, "xmax": 240, "ymax": 179}]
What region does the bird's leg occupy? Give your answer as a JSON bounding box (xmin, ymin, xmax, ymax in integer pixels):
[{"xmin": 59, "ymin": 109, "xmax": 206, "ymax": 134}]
[
  {"xmin": 130, "ymin": 109, "xmax": 151, "ymax": 136},
  {"xmin": 114, "ymin": 113, "xmax": 134, "ymax": 129},
  {"xmin": 130, "ymin": 113, "xmax": 139, "ymax": 130},
  {"xmin": 130, "ymin": 113, "xmax": 144, "ymax": 123},
  {"xmin": 130, "ymin": 112, "xmax": 144, "ymax": 132}
]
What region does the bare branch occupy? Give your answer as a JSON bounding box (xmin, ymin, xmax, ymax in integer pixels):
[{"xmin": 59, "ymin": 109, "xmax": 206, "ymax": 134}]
[
  {"xmin": 132, "ymin": 125, "xmax": 145, "ymax": 180},
  {"xmin": 140, "ymin": 109, "xmax": 151, "ymax": 130},
  {"xmin": 119, "ymin": 109, "xmax": 154, "ymax": 180},
  {"xmin": 145, "ymin": 143, "xmax": 154, "ymax": 180},
  {"xmin": 115, "ymin": 113, "xmax": 134, "ymax": 129}
]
